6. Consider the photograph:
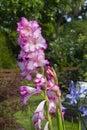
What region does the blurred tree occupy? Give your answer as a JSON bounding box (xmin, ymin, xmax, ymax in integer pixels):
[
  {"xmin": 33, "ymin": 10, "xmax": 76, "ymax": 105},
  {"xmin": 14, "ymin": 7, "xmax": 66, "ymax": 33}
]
[
  {"xmin": 0, "ymin": 0, "xmax": 84, "ymax": 35},
  {"xmin": 50, "ymin": 20, "xmax": 87, "ymax": 80}
]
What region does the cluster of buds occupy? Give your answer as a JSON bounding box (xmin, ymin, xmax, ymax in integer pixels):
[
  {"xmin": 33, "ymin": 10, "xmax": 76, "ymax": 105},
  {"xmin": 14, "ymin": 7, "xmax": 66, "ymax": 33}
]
[{"xmin": 17, "ymin": 17, "xmax": 63, "ymax": 130}]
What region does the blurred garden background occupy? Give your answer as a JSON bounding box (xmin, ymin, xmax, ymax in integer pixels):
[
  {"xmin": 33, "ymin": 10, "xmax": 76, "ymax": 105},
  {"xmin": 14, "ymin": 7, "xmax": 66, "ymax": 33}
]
[{"xmin": 0, "ymin": 0, "xmax": 87, "ymax": 129}]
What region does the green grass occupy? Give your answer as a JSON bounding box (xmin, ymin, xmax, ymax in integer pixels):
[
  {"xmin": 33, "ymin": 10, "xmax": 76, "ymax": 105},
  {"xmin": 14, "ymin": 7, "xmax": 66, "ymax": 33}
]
[{"xmin": 14, "ymin": 95, "xmax": 78, "ymax": 130}]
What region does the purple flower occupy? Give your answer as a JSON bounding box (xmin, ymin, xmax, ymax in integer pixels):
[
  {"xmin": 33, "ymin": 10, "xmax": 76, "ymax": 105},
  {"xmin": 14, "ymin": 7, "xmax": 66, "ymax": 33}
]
[
  {"xmin": 20, "ymin": 86, "xmax": 38, "ymax": 104},
  {"xmin": 66, "ymin": 81, "xmax": 79, "ymax": 104},
  {"xmin": 66, "ymin": 81, "xmax": 87, "ymax": 105},
  {"xmin": 49, "ymin": 100, "xmax": 56, "ymax": 114},
  {"xmin": 78, "ymin": 86, "xmax": 87, "ymax": 95},
  {"xmin": 17, "ymin": 17, "xmax": 47, "ymax": 52},
  {"xmin": 62, "ymin": 106, "xmax": 67, "ymax": 111},
  {"xmin": 68, "ymin": 80, "xmax": 76, "ymax": 92},
  {"xmin": 66, "ymin": 92, "xmax": 79, "ymax": 105},
  {"xmin": 34, "ymin": 73, "xmax": 45, "ymax": 89},
  {"xmin": 17, "ymin": 17, "xmax": 49, "ymax": 81},
  {"xmin": 79, "ymin": 106, "xmax": 87, "ymax": 116},
  {"xmin": 32, "ymin": 100, "xmax": 46, "ymax": 130}
]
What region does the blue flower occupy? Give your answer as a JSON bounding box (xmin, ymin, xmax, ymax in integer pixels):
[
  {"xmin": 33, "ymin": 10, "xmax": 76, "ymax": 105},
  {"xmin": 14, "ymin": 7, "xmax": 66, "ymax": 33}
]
[
  {"xmin": 78, "ymin": 106, "xmax": 87, "ymax": 116},
  {"xmin": 66, "ymin": 92, "xmax": 78, "ymax": 105},
  {"xmin": 78, "ymin": 86, "xmax": 87, "ymax": 95},
  {"xmin": 66, "ymin": 80, "xmax": 79, "ymax": 105},
  {"xmin": 66, "ymin": 81, "xmax": 87, "ymax": 105}
]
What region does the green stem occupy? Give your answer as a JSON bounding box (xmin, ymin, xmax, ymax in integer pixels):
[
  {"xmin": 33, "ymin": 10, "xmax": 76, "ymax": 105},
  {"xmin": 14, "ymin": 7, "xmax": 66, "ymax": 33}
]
[
  {"xmin": 80, "ymin": 115, "xmax": 87, "ymax": 130},
  {"xmin": 78, "ymin": 114, "xmax": 81, "ymax": 130},
  {"xmin": 56, "ymin": 102, "xmax": 65, "ymax": 130},
  {"xmin": 45, "ymin": 94, "xmax": 53, "ymax": 130}
]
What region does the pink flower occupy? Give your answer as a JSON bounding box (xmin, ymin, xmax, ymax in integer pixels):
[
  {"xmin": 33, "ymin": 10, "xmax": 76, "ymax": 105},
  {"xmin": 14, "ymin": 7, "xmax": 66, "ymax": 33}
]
[
  {"xmin": 46, "ymin": 66, "xmax": 61, "ymax": 101},
  {"xmin": 46, "ymin": 87, "xmax": 61, "ymax": 114},
  {"xmin": 20, "ymin": 37, "xmax": 47, "ymax": 52},
  {"xmin": 46, "ymin": 77, "xmax": 55, "ymax": 90},
  {"xmin": 17, "ymin": 49, "xmax": 49, "ymax": 80},
  {"xmin": 62, "ymin": 111, "xmax": 65, "ymax": 120},
  {"xmin": 17, "ymin": 17, "xmax": 31, "ymax": 37},
  {"xmin": 46, "ymin": 66, "xmax": 54, "ymax": 77},
  {"xmin": 33, "ymin": 100, "xmax": 46, "ymax": 130},
  {"xmin": 17, "ymin": 17, "xmax": 49, "ymax": 81},
  {"xmin": 46, "ymin": 66, "xmax": 56, "ymax": 90},
  {"xmin": 17, "ymin": 61, "xmax": 32, "ymax": 81},
  {"xmin": 17, "ymin": 61, "xmax": 25, "ymax": 71},
  {"xmin": 26, "ymin": 49, "xmax": 49, "ymax": 69},
  {"xmin": 51, "ymin": 85, "xmax": 61, "ymax": 98},
  {"xmin": 20, "ymin": 86, "xmax": 38, "ymax": 104},
  {"xmin": 34, "ymin": 73, "xmax": 45, "ymax": 89},
  {"xmin": 49, "ymin": 100, "xmax": 56, "ymax": 114},
  {"xmin": 17, "ymin": 17, "xmax": 47, "ymax": 52},
  {"xmin": 47, "ymin": 85, "xmax": 61, "ymax": 102}
]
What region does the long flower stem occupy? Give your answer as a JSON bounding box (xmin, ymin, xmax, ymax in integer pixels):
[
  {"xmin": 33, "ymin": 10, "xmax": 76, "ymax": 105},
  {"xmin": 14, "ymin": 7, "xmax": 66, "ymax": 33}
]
[
  {"xmin": 80, "ymin": 115, "xmax": 87, "ymax": 130},
  {"xmin": 78, "ymin": 113, "xmax": 81, "ymax": 130},
  {"xmin": 45, "ymin": 94, "xmax": 52, "ymax": 130},
  {"xmin": 56, "ymin": 102, "xmax": 65, "ymax": 130}
]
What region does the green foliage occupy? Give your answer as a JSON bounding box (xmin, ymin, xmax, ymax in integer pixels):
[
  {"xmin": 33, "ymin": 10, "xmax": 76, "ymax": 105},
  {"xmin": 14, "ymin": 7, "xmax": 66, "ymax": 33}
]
[
  {"xmin": 0, "ymin": 98, "xmax": 22, "ymax": 117},
  {"xmin": 45, "ymin": 20, "xmax": 87, "ymax": 82},
  {"xmin": 0, "ymin": 31, "xmax": 16, "ymax": 68},
  {"xmin": 0, "ymin": 0, "xmax": 44, "ymax": 30},
  {"xmin": 14, "ymin": 108, "xmax": 35, "ymax": 130},
  {"xmin": 57, "ymin": 20, "xmax": 87, "ymax": 80}
]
